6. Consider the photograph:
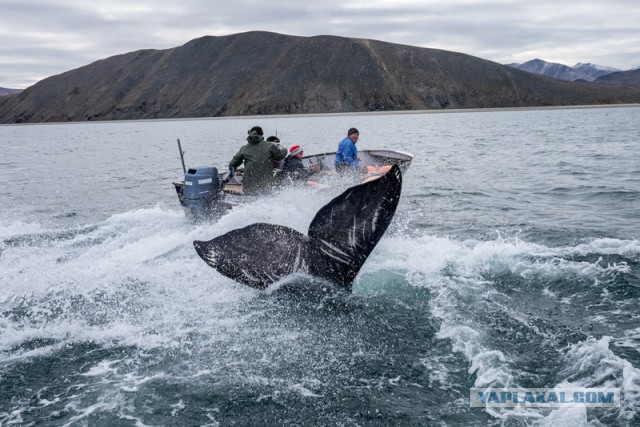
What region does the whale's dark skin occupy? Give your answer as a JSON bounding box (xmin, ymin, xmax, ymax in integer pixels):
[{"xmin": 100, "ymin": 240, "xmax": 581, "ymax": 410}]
[{"xmin": 193, "ymin": 164, "xmax": 402, "ymax": 290}]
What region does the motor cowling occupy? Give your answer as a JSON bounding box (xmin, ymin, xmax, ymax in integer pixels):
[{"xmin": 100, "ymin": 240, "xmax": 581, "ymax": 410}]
[{"xmin": 182, "ymin": 167, "xmax": 222, "ymax": 220}]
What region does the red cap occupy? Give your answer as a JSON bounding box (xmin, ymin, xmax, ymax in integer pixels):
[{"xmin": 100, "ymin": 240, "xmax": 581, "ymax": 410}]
[{"xmin": 289, "ymin": 145, "xmax": 302, "ymax": 156}]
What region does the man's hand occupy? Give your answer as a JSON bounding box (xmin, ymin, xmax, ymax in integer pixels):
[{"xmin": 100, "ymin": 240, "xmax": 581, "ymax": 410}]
[{"xmin": 221, "ymin": 166, "xmax": 235, "ymax": 185}]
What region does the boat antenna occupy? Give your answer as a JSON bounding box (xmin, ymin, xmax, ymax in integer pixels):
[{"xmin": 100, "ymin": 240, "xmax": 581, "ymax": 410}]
[{"xmin": 177, "ymin": 138, "xmax": 186, "ymax": 174}]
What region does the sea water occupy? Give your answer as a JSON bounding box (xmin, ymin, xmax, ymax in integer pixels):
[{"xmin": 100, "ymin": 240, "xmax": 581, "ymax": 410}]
[{"xmin": 0, "ymin": 106, "xmax": 639, "ymax": 425}]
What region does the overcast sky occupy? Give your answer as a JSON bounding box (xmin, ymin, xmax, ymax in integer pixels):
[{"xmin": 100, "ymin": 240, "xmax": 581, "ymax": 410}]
[{"xmin": 1, "ymin": 0, "xmax": 639, "ymax": 89}]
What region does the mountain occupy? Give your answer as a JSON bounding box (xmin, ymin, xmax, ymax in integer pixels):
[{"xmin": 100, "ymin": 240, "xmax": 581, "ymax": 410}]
[
  {"xmin": 0, "ymin": 87, "xmax": 22, "ymax": 97},
  {"xmin": 593, "ymin": 69, "xmax": 640, "ymax": 86},
  {"xmin": 1, "ymin": 32, "xmax": 640, "ymax": 123},
  {"xmin": 511, "ymin": 59, "xmax": 585, "ymax": 81},
  {"xmin": 508, "ymin": 59, "xmax": 620, "ymax": 82},
  {"xmin": 573, "ymin": 63, "xmax": 621, "ymax": 80}
]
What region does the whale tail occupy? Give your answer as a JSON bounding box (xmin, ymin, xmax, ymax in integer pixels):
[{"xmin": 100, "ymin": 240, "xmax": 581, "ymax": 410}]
[{"xmin": 194, "ymin": 164, "xmax": 402, "ymax": 290}]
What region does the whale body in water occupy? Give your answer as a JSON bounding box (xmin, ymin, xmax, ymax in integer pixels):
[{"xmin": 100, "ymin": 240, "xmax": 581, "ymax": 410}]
[{"xmin": 194, "ymin": 164, "xmax": 402, "ymax": 290}]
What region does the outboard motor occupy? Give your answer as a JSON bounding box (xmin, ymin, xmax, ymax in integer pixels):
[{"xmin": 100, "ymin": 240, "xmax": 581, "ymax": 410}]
[{"xmin": 181, "ymin": 166, "xmax": 222, "ymax": 219}]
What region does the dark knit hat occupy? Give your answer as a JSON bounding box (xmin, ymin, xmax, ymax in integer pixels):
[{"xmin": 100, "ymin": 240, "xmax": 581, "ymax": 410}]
[
  {"xmin": 266, "ymin": 135, "xmax": 280, "ymax": 143},
  {"xmin": 348, "ymin": 127, "xmax": 359, "ymax": 136},
  {"xmin": 249, "ymin": 126, "xmax": 264, "ymax": 136}
]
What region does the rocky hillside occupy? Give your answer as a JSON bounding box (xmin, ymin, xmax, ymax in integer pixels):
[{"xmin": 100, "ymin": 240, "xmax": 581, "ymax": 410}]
[{"xmin": 1, "ymin": 32, "xmax": 640, "ymax": 123}]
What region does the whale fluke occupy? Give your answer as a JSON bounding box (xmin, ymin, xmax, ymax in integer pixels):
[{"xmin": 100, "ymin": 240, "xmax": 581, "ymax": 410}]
[{"xmin": 194, "ymin": 164, "xmax": 402, "ymax": 290}]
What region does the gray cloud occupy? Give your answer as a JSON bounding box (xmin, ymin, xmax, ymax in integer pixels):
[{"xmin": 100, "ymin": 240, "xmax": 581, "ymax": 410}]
[{"xmin": 1, "ymin": 0, "xmax": 638, "ymax": 88}]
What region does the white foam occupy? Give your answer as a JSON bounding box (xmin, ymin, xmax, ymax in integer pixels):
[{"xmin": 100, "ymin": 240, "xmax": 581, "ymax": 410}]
[
  {"xmin": 366, "ymin": 232, "xmax": 637, "ymax": 291},
  {"xmin": 614, "ymin": 327, "xmax": 640, "ymax": 349},
  {"xmin": 362, "ymin": 232, "xmax": 639, "ymax": 423},
  {"xmin": 556, "ymin": 336, "xmax": 640, "ymax": 422},
  {"xmin": 536, "ymin": 407, "xmax": 588, "ymax": 427},
  {"xmin": 567, "ymin": 238, "xmax": 640, "ymax": 257},
  {"xmin": 290, "ymin": 383, "xmax": 324, "ymax": 397},
  {"xmin": 170, "ymin": 400, "xmax": 185, "ymax": 416},
  {"xmin": 0, "ymin": 220, "xmax": 47, "ymax": 240},
  {"xmin": 2, "ymin": 200, "xmax": 638, "ymax": 425}
]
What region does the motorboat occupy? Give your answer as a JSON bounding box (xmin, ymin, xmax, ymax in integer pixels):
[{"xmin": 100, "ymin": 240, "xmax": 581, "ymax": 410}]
[{"xmin": 173, "ymin": 143, "xmax": 414, "ymax": 220}]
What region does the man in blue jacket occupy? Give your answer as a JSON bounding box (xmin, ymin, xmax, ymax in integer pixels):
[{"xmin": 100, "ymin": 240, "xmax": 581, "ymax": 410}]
[{"xmin": 334, "ymin": 128, "xmax": 362, "ymax": 173}]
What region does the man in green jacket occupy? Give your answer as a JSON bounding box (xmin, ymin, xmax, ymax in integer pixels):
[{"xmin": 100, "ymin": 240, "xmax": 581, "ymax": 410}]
[{"xmin": 226, "ymin": 126, "xmax": 287, "ymax": 195}]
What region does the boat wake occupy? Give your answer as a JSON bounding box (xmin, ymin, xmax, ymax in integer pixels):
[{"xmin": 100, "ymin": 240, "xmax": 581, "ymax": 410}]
[{"xmin": 1, "ymin": 201, "xmax": 639, "ymax": 425}]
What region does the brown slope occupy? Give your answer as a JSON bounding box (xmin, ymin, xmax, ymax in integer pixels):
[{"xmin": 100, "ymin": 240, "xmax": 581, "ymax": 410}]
[{"xmin": 1, "ymin": 31, "xmax": 639, "ymax": 123}]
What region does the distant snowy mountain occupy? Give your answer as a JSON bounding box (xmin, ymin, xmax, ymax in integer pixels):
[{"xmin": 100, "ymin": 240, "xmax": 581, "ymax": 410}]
[
  {"xmin": 513, "ymin": 59, "xmax": 584, "ymax": 81},
  {"xmin": 573, "ymin": 63, "xmax": 621, "ymax": 80},
  {"xmin": 507, "ymin": 59, "xmax": 621, "ymax": 82}
]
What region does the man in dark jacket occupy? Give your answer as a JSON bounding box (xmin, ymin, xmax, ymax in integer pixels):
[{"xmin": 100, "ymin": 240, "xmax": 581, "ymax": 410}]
[
  {"xmin": 279, "ymin": 145, "xmax": 319, "ymax": 183},
  {"xmin": 227, "ymin": 126, "xmax": 287, "ymax": 195}
]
